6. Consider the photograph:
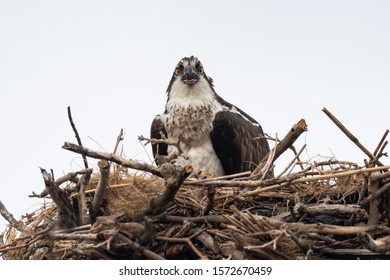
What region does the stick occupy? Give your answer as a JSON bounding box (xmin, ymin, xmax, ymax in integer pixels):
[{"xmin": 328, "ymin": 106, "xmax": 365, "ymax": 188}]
[
  {"xmin": 367, "ymin": 181, "xmax": 382, "ymax": 226},
  {"xmin": 67, "ymin": 106, "xmax": 88, "ymax": 169},
  {"xmin": 113, "ymin": 128, "xmax": 124, "ymax": 155},
  {"xmin": 185, "ymin": 165, "xmax": 390, "ymax": 190},
  {"xmin": 116, "ymin": 233, "xmax": 165, "ymax": 260},
  {"xmin": 0, "ymin": 201, "xmax": 26, "ymax": 232},
  {"xmin": 249, "ymin": 214, "xmax": 390, "ymax": 236},
  {"xmin": 90, "ymin": 160, "xmax": 110, "ymax": 223},
  {"xmin": 277, "ymin": 144, "xmax": 307, "ymax": 178},
  {"xmin": 62, "ymin": 142, "xmax": 162, "ymax": 177},
  {"xmin": 251, "ymin": 119, "xmax": 308, "ymax": 176},
  {"xmin": 373, "ymin": 129, "xmax": 389, "ymax": 157},
  {"xmin": 78, "ymin": 169, "xmax": 92, "ymax": 226},
  {"xmin": 322, "ymin": 107, "xmax": 385, "ymax": 167},
  {"xmin": 40, "ymin": 168, "xmax": 77, "ymax": 228},
  {"xmin": 141, "ymin": 164, "xmax": 193, "ymax": 216}
]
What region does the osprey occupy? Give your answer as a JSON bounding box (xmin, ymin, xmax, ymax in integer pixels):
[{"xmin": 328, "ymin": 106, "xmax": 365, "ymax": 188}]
[{"xmin": 151, "ymin": 56, "xmax": 270, "ymax": 177}]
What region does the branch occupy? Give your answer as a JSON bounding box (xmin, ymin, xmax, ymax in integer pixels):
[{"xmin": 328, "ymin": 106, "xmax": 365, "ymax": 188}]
[
  {"xmin": 62, "ymin": 142, "xmax": 162, "ymax": 177},
  {"xmin": 367, "ymin": 179, "xmax": 381, "ymax": 226},
  {"xmin": 40, "ymin": 168, "xmax": 77, "ymax": 228},
  {"xmin": 67, "ymin": 106, "xmax": 88, "ymax": 169},
  {"xmin": 322, "ymin": 107, "xmax": 386, "ymax": 168},
  {"xmin": 113, "ymin": 128, "xmax": 124, "ymax": 155},
  {"xmin": 0, "ymin": 201, "xmax": 26, "ymax": 232},
  {"xmin": 251, "ymin": 119, "xmax": 308, "ymax": 177},
  {"xmin": 141, "ymin": 164, "xmax": 193, "ymax": 216},
  {"xmin": 90, "ymin": 160, "xmax": 110, "ymax": 223},
  {"xmin": 78, "ymin": 169, "xmax": 92, "ymax": 226},
  {"xmin": 115, "ymin": 233, "xmax": 165, "ymax": 260}
]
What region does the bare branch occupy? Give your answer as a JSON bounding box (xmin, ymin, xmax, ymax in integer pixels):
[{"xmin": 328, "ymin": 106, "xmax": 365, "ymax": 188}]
[
  {"xmin": 67, "ymin": 106, "xmax": 88, "ymax": 169},
  {"xmin": 323, "ymin": 107, "xmax": 386, "ymax": 169},
  {"xmin": 62, "ymin": 142, "xmax": 162, "ymax": 177},
  {"xmin": 90, "ymin": 160, "xmax": 110, "ymax": 223},
  {"xmin": 252, "ymin": 119, "xmax": 308, "ymax": 177}
]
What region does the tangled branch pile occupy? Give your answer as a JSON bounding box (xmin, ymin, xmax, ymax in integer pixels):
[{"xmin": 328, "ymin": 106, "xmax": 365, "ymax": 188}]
[{"xmin": 1, "ymin": 108, "xmax": 390, "ymax": 260}]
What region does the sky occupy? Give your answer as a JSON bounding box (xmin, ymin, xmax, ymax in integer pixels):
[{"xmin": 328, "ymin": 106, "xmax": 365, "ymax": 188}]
[{"xmin": 0, "ymin": 0, "xmax": 389, "ymax": 234}]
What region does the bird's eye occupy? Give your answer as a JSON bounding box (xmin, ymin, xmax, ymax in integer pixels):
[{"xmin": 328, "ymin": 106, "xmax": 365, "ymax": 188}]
[{"xmin": 175, "ymin": 68, "xmax": 181, "ymax": 76}]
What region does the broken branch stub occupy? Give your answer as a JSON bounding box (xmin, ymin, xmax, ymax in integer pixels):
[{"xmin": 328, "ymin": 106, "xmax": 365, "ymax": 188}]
[
  {"xmin": 40, "ymin": 168, "xmax": 78, "ymax": 229},
  {"xmin": 251, "ymin": 119, "xmax": 308, "ymax": 177}
]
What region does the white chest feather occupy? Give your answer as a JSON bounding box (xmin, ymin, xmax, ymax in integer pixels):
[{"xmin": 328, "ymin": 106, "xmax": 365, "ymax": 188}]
[{"xmin": 163, "ymin": 80, "xmax": 224, "ymax": 176}]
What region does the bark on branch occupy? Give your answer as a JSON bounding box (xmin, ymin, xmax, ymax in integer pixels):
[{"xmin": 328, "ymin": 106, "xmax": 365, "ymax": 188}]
[
  {"xmin": 140, "ymin": 164, "xmax": 193, "ymax": 217},
  {"xmin": 40, "ymin": 168, "xmax": 78, "ymax": 229},
  {"xmin": 62, "ymin": 142, "xmax": 162, "ymax": 177},
  {"xmin": 90, "ymin": 160, "xmax": 110, "ymax": 223},
  {"xmin": 251, "ymin": 119, "xmax": 308, "ymax": 177},
  {"xmin": 322, "ymin": 107, "xmax": 386, "ymax": 168}
]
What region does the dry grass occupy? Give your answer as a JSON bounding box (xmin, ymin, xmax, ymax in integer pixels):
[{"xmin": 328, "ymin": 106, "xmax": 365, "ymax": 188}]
[{"xmin": 1, "ymin": 160, "xmax": 390, "ymax": 260}]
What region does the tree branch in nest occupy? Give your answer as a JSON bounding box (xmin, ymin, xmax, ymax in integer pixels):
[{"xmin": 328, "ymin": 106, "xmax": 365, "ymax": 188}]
[
  {"xmin": 62, "ymin": 142, "xmax": 162, "ymax": 177},
  {"xmin": 113, "ymin": 128, "xmax": 124, "ymax": 155},
  {"xmin": 251, "ymin": 119, "xmax": 308, "ymax": 178},
  {"xmin": 140, "ymin": 164, "xmax": 193, "ymax": 217},
  {"xmin": 367, "ymin": 179, "xmax": 381, "ymax": 226},
  {"xmin": 30, "ymin": 168, "xmax": 93, "ymax": 198},
  {"xmin": 78, "ymin": 169, "xmax": 92, "ymax": 226},
  {"xmin": 138, "ymin": 134, "xmax": 184, "ymax": 162},
  {"xmin": 323, "ymin": 107, "xmax": 387, "ymax": 169},
  {"xmin": 358, "ymin": 232, "xmax": 390, "ymax": 254},
  {"xmin": 90, "ymin": 160, "xmax": 110, "ymax": 223},
  {"xmin": 67, "ymin": 106, "xmax": 88, "ymax": 169},
  {"xmin": 0, "ymin": 200, "xmax": 26, "ymax": 232},
  {"xmin": 40, "ymin": 168, "xmax": 78, "ymax": 229}
]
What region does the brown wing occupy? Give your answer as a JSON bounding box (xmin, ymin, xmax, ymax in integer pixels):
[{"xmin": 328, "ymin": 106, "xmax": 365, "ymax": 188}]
[
  {"xmin": 210, "ymin": 111, "xmax": 270, "ymax": 174},
  {"xmin": 150, "ymin": 115, "xmax": 168, "ymax": 164}
]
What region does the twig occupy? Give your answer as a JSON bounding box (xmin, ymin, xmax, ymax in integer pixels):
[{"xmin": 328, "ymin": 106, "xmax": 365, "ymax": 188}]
[
  {"xmin": 78, "ymin": 169, "xmax": 92, "ymax": 225},
  {"xmin": 67, "ymin": 106, "xmax": 88, "ymax": 169},
  {"xmin": 138, "ymin": 135, "xmax": 177, "ymax": 147},
  {"xmin": 375, "ymin": 141, "xmax": 388, "ymax": 163},
  {"xmin": 358, "ymin": 232, "xmax": 390, "ymax": 254},
  {"xmin": 62, "ymin": 142, "xmax": 162, "ymax": 177},
  {"xmin": 30, "ymin": 169, "xmax": 91, "ymax": 198},
  {"xmin": 277, "ymin": 144, "xmax": 307, "ymax": 178},
  {"xmin": 156, "ymin": 228, "xmax": 208, "ymax": 259},
  {"xmin": 290, "ymin": 146, "xmax": 305, "ymax": 171},
  {"xmin": 141, "ymin": 164, "xmax": 193, "ymax": 216},
  {"xmin": 0, "ymin": 201, "xmax": 26, "ymax": 232},
  {"xmin": 113, "ymin": 128, "xmax": 124, "ymax": 155},
  {"xmin": 153, "ymin": 215, "xmax": 228, "ymax": 224},
  {"xmin": 251, "ymin": 119, "xmax": 308, "ymax": 177},
  {"xmin": 40, "ymin": 168, "xmax": 77, "ymax": 228},
  {"xmin": 116, "ymin": 233, "xmax": 165, "ymax": 260},
  {"xmin": 203, "ymin": 186, "xmax": 216, "ymax": 215},
  {"xmin": 294, "ymin": 203, "xmax": 367, "ymax": 217},
  {"xmin": 0, "ymin": 226, "xmax": 52, "ymax": 253},
  {"xmin": 359, "ymin": 181, "xmax": 390, "ymax": 207},
  {"xmin": 90, "ymin": 160, "xmax": 110, "ymax": 223},
  {"xmin": 247, "ymin": 214, "xmax": 390, "ymax": 236},
  {"xmin": 373, "ymin": 129, "xmax": 389, "ymax": 158},
  {"xmin": 185, "ymin": 165, "xmax": 390, "ymax": 191},
  {"xmin": 368, "ymin": 179, "xmax": 381, "ymax": 226},
  {"xmin": 322, "ymin": 107, "xmax": 385, "ymax": 168}
]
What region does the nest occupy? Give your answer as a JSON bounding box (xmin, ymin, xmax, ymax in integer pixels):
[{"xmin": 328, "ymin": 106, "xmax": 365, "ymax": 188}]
[
  {"xmin": 2, "ymin": 159, "xmax": 390, "ymax": 260},
  {"xmin": 1, "ymin": 111, "xmax": 390, "ymax": 260}
]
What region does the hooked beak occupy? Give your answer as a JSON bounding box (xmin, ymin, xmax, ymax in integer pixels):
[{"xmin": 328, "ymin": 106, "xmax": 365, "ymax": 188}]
[{"xmin": 180, "ymin": 65, "xmax": 199, "ymax": 85}]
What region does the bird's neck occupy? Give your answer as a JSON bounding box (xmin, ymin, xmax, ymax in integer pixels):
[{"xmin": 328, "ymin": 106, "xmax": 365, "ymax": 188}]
[{"xmin": 164, "ymin": 84, "xmax": 221, "ymax": 146}]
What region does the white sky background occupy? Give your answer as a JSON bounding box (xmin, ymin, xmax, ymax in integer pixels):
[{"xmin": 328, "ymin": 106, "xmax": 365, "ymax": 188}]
[{"xmin": 0, "ymin": 0, "xmax": 389, "ymax": 234}]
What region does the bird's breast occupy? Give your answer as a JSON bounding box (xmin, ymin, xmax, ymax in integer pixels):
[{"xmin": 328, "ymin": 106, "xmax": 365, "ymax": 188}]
[{"xmin": 165, "ymin": 104, "xmax": 215, "ymax": 145}]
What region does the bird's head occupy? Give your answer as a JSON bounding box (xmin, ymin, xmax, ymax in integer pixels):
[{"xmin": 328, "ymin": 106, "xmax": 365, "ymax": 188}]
[{"xmin": 166, "ymin": 56, "xmax": 214, "ymax": 97}]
